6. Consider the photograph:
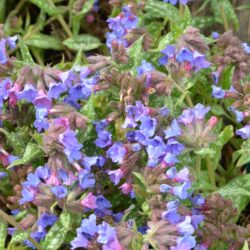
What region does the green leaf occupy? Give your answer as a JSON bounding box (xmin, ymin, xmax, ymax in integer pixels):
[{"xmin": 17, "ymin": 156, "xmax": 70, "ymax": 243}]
[
  {"xmin": 0, "ymin": 217, "xmax": 7, "ymax": 248},
  {"xmin": 145, "ymin": 0, "xmax": 180, "ymax": 22},
  {"xmin": 8, "ymin": 231, "xmax": 29, "ymax": 247},
  {"xmin": 63, "ymin": 35, "xmax": 101, "ymax": 51},
  {"xmin": 7, "ymin": 142, "xmax": 42, "ymax": 169},
  {"xmin": 210, "ymin": 125, "xmax": 234, "ymax": 167},
  {"xmin": 28, "ymin": 0, "xmax": 66, "ymax": 16},
  {"xmin": 19, "ymin": 40, "xmax": 34, "ymax": 64},
  {"xmin": 210, "ymin": 0, "xmax": 239, "ymax": 30},
  {"xmin": 132, "ymin": 172, "xmax": 148, "ymax": 207},
  {"xmin": 192, "ymin": 170, "xmax": 214, "ymax": 191},
  {"xmin": 0, "ymin": 0, "xmax": 6, "ymax": 23},
  {"xmin": 40, "ymin": 212, "xmax": 81, "ymax": 250},
  {"xmin": 24, "ymin": 34, "xmax": 63, "ymax": 50},
  {"xmin": 233, "ymin": 139, "xmax": 250, "ymax": 167},
  {"xmin": 217, "ymin": 174, "xmax": 250, "ymax": 214},
  {"xmin": 220, "ymin": 65, "xmax": 235, "ymax": 90},
  {"xmin": 243, "ymin": 241, "xmax": 249, "ymax": 250},
  {"xmin": 195, "ymin": 148, "xmax": 216, "ymax": 158}
]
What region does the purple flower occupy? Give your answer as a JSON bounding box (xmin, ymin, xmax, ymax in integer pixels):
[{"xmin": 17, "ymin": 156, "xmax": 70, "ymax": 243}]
[
  {"xmin": 159, "ymin": 45, "xmax": 176, "ymax": 65},
  {"xmin": 0, "ymin": 39, "xmax": 7, "ymax": 64},
  {"xmin": 162, "ymin": 152, "xmax": 179, "ymax": 166},
  {"xmin": 192, "ymin": 104, "xmax": 210, "ymax": 120},
  {"xmin": 23, "ymin": 173, "xmax": 41, "ymax": 188},
  {"xmin": 212, "ymin": 71, "xmax": 220, "ymax": 84},
  {"xmin": 94, "ymin": 119, "xmax": 109, "ymax": 132},
  {"xmin": 229, "ymin": 106, "xmax": 244, "ymax": 122},
  {"xmin": 0, "ymin": 78, "xmax": 12, "ymax": 107},
  {"xmin": 146, "ymin": 136, "xmax": 166, "ymax": 167},
  {"xmin": 236, "ymin": 125, "xmax": 250, "ymax": 139},
  {"xmin": 35, "ymin": 165, "xmax": 51, "ymax": 180},
  {"xmin": 70, "ymin": 229, "xmax": 89, "ymax": 249},
  {"xmin": 172, "ymin": 181, "xmax": 192, "ymax": 199},
  {"xmin": 81, "ymin": 214, "xmax": 98, "ymax": 236},
  {"xmin": 37, "ymin": 213, "xmax": 58, "ymax": 228},
  {"xmin": 122, "ymin": 101, "xmax": 149, "ymax": 129},
  {"xmin": 34, "ymin": 108, "xmax": 49, "ymax": 132},
  {"xmin": 166, "ymin": 138, "xmax": 185, "ymax": 155},
  {"xmin": 164, "ymin": 119, "xmax": 182, "ymax": 139},
  {"xmin": 59, "ymin": 129, "xmax": 83, "ymax": 162},
  {"xmin": 212, "ymin": 32, "xmax": 220, "ymax": 39},
  {"xmin": 173, "ymin": 234, "xmax": 196, "ymax": 250},
  {"xmin": 68, "ymin": 84, "xmax": 91, "ymax": 101},
  {"xmin": 162, "ymin": 200, "xmax": 181, "ymax": 224},
  {"xmin": 19, "ymin": 188, "xmax": 36, "ymax": 204},
  {"xmin": 139, "ymin": 116, "xmax": 157, "ymax": 137},
  {"xmin": 0, "ymin": 172, "xmax": 7, "ymax": 179},
  {"xmin": 107, "ymin": 142, "xmax": 126, "ymax": 164},
  {"xmin": 17, "ymin": 84, "xmax": 37, "ymax": 102},
  {"xmin": 96, "ymin": 195, "xmax": 112, "ymax": 210},
  {"xmin": 242, "ymin": 42, "xmax": 250, "ymax": 54},
  {"xmin": 163, "ymin": 0, "xmax": 178, "ymax": 5},
  {"xmin": 6, "ymin": 36, "xmax": 18, "ymax": 49},
  {"xmin": 33, "ymin": 91, "xmax": 52, "ymax": 109},
  {"xmin": 176, "ymin": 48, "xmax": 193, "ymax": 63},
  {"xmin": 178, "ymin": 109, "xmax": 194, "ymax": 125},
  {"xmin": 177, "ymin": 216, "xmax": 194, "ymax": 234},
  {"xmin": 81, "ymin": 192, "xmax": 97, "ymax": 209},
  {"xmin": 81, "ymin": 156, "xmax": 105, "ymax": 170},
  {"xmin": 95, "ymin": 130, "xmax": 112, "ymax": 148},
  {"xmin": 191, "ymin": 214, "xmax": 204, "ymax": 229},
  {"xmin": 166, "ymin": 167, "xmax": 189, "ymax": 183},
  {"xmin": 190, "ymin": 194, "xmax": 205, "ymax": 206},
  {"xmin": 51, "ymin": 185, "xmax": 67, "ymax": 199},
  {"xmin": 137, "ymin": 60, "xmax": 155, "ymax": 77},
  {"xmin": 48, "ymin": 82, "xmax": 67, "ymax": 99},
  {"xmin": 78, "ymin": 169, "xmax": 95, "ymax": 189},
  {"xmin": 192, "ymin": 51, "xmax": 211, "ymax": 71},
  {"xmin": 97, "ymin": 222, "xmax": 116, "ymax": 244},
  {"xmin": 212, "ymin": 85, "xmax": 225, "ymax": 99},
  {"xmin": 107, "ymin": 169, "xmax": 123, "ymax": 185}
]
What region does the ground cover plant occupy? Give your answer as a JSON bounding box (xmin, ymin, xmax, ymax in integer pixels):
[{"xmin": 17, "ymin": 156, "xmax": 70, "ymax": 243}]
[{"xmin": 0, "ymin": 0, "xmax": 249, "ymax": 249}]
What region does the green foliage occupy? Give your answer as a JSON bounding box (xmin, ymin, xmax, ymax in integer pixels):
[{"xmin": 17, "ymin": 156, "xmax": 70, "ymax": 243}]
[{"xmin": 217, "ymin": 174, "xmax": 250, "ymax": 214}]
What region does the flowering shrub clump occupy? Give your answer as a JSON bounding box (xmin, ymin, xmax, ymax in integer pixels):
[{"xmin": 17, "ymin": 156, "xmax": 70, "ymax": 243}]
[{"xmin": 0, "ymin": 0, "xmax": 249, "ymax": 249}]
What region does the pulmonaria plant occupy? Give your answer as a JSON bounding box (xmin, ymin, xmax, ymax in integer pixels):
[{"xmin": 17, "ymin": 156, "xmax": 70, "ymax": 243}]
[{"xmin": 0, "ymin": 1, "xmax": 249, "ymax": 250}]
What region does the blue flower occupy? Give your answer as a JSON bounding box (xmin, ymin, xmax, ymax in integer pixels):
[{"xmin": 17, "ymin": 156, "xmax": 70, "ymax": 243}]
[
  {"xmin": 78, "ymin": 169, "xmax": 95, "ymax": 189},
  {"xmin": 34, "ymin": 108, "xmax": 49, "ymax": 132},
  {"xmin": 107, "ymin": 142, "xmax": 126, "ymax": 164},
  {"xmin": 81, "ymin": 214, "xmax": 97, "ymax": 236},
  {"xmin": 23, "ymin": 173, "xmax": 41, "ymax": 188},
  {"xmin": 48, "ymin": 82, "xmax": 67, "ymax": 99},
  {"xmin": 177, "ymin": 216, "xmax": 194, "ymax": 234},
  {"xmin": 174, "ymin": 234, "xmax": 196, "ymax": 250},
  {"xmin": 70, "ymin": 229, "xmax": 89, "ymax": 249},
  {"xmin": 0, "ymin": 172, "xmax": 7, "ymax": 179},
  {"xmin": 159, "ymin": 45, "xmax": 176, "ymax": 65},
  {"xmin": 212, "ymin": 85, "xmax": 225, "ymax": 99},
  {"xmin": 139, "ymin": 116, "xmax": 157, "ymax": 137},
  {"xmin": 19, "ymin": 188, "xmax": 35, "ymax": 204},
  {"xmin": 164, "ymin": 119, "xmax": 182, "ymax": 139},
  {"xmin": 137, "ymin": 60, "xmax": 155, "ymax": 77},
  {"xmin": 176, "ymin": 48, "xmax": 194, "ymax": 63},
  {"xmin": 212, "ymin": 32, "xmax": 220, "ymax": 39},
  {"xmin": 17, "ymin": 84, "xmax": 37, "ymax": 102},
  {"xmin": 95, "ymin": 130, "xmax": 112, "ymax": 148},
  {"xmin": 97, "ymin": 222, "xmax": 116, "ymax": 244},
  {"xmin": 94, "ymin": 119, "xmax": 109, "ymax": 132},
  {"xmin": 107, "ymin": 169, "xmax": 123, "ymax": 185},
  {"xmin": 59, "ymin": 129, "xmax": 83, "ymax": 162},
  {"xmin": 35, "ymin": 165, "xmax": 51, "ymax": 180},
  {"xmin": 0, "ymin": 38, "xmax": 7, "ymax": 64},
  {"xmin": 51, "ymin": 185, "xmax": 67, "ymax": 199},
  {"xmin": 37, "ymin": 213, "xmax": 58, "ymax": 228},
  {"xmin": 162, "ymin": 200, "xmax": 181, "ymax": 224},
  {"xmin": 236, "ymin": 125, "xmax": 250, "ymax": 139}
]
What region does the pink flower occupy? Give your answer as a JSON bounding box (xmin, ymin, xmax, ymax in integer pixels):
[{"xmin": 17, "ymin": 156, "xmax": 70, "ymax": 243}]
[{"xmin": 81, "ymin": 192, "xmax": 97, "ymax": 209}]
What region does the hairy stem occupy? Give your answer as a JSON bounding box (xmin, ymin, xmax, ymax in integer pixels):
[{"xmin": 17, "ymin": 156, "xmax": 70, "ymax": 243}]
[
  {"xmin": 0, "ymin": 209, "xmax": 42, "ymax": 250},
  {"xmin": 206, "ymin": 158, "xmax": 217, "ymax": 189}
]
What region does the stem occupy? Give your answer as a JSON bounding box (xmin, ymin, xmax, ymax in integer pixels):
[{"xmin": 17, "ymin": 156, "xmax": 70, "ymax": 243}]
[
  {"xmin": 0, "ymin": 209, "xmax": 42, "ymax": 250},
  {"xmin": 179, "ymin": 4, "xmax": 185, "ymax": 16},
  {"xmin": 220, "ymin": 5, "xmax": 229, "ymax": 31},
  {"xmin": 206, "ymin": 158, "xmax": 217, "ymax": 189},
  {"xmin": 172, "ymin": 80, "xmax": 194, "ymax": 107},
  {"xmin": 195, "ymin": 156, "xmax": 201, "ymax": 177},
  {"xmin": 47, "ymin": 0, "xmax": 73, "ymax": 37}
]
